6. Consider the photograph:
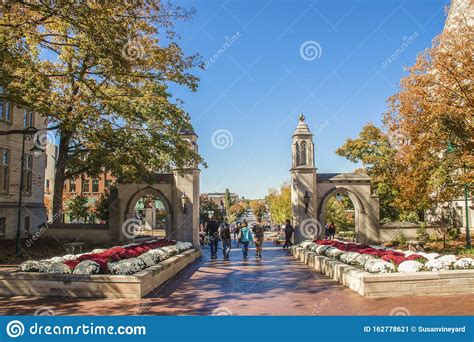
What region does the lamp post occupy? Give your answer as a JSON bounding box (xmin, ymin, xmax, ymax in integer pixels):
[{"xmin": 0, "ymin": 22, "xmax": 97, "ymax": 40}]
[
  {"xmin": 180, "ymin": 192, "xmax": 188, "ymax": 214},
  {"xmin": 16, "ymin": 127, "xmax": 43, "ymax": 256},
  {"xmin": 446, "ymin": 142, "xmax": 471, "ymax": 249},
  {"xmin": 303, "ymin": 191, "xmax": 310, "ymax": 214}
]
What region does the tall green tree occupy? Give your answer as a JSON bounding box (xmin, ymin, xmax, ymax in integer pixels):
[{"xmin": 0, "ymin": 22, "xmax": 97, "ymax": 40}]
[
  {"xmin": 67, "ymin": 195, "xmax": 90, "ymax": 222},
  {"xmin": 0, "ymin": 1, "xmax": 203, "ymax": 221},
  {"xmin": 336, "ymin": 124, "xmax": 402, "ymax": 221},
  {"xmin": 224, "ymin": 188, "xmax": 231, "ymax": 215},
  {"xmin": 267, "ymin": 183, "xmax": 291, "ymax": 224}
]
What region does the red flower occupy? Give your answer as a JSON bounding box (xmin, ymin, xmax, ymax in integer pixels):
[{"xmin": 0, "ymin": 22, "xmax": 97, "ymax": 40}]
[{"xmin": 62, "ymin": 239, "xmax": 177, "ymax": 271}]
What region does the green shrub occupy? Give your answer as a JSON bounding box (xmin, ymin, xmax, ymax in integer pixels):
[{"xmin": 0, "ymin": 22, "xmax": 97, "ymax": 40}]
[
  {"xmin": 391, "ymin": 230, "xmax": 407, "ymax": 246},
  {"xmin": 448, "ymin": 228, "xmax": 460, "ymax": 240},
  {"xmin": 416, "ymin": 223, "xmax": 429, "ymax": 242}
]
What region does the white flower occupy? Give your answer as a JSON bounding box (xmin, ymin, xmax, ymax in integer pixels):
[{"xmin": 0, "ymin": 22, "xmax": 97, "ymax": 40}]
[
  {"xmin": 417, "ymin": 252, "xmax": 439, "ymax": 260},
  {"xmin": 309, "ymin": 243, "xmax": 320, "ymax": 253},
  {"xmin": 299, "ymin": 241, "xmax": 314, "ymax": 249},
  {"xmin": 60, "ymin": 254, "xmax": 77, "ymax": 261},
  {"xmin": 453, "ymin": 258, "xmax": 474, "ymax": 270},
  {"xmin": 339, "ymin": 252, "xmax": 361, "ymax": 265},
  {"xmin": 424, "ymin": 255, "xmax": 457, "ymax": 271},
  {"xmin": 46, "ymin": 262, "xmax": 72, "ymax": 274},
  {"xmin": 19, "ymin": 260, "xmax": 48, "ymax": 272},
  {"xmin": 73, "ymin": 260, "xmax": 101, "ymax": 275},
  {"xmin": 398, "ymin": 260, "xmax": 424, "ymax": 273},
  {"xmin": 138, "ymin": 253, "xmax": 157, "ymax": 268},
  {"xmin": 403, "ymin": 250, "xmax": 417, "ymax": 257},
  {"xmin": 90, "ymin": 248, "xmax": 107, "ymax": 254},
  {"xmin": 353, "ymin": 254, "xmax": 375, "ymax": 268},
  {"xmin": 109, "ymin": 258, "xmax": 146, "ymax": 275},
  {"xmin": 315, "ymin": 245, "xmax": 331, "ymax": 255},
  {"xmin": 364, "ymin": 259, "xmax": 396, "ymax": 273},
  {"xmin": 326, "ymin": 247, "xmax": 344, "ymax": 259}
]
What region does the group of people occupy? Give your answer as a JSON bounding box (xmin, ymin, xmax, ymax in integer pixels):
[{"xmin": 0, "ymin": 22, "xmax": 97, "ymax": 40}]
[
  {"xmin": 203, "ymin": 217, "xmax": 336, "ymax": 259},
  {"xmin": 204, "ymin": 217, "xmax": 266, "ymax": 260},
  {"xmin": 325, "ymin": 222, "xmax": 336, "ymax": 239}
]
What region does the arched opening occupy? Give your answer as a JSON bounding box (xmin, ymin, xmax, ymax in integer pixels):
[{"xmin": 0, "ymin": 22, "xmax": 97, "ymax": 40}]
[
  {"xmin": 124, "ymin": 187, "xmax": 173, "ymax": 240},
  {"xmin": 294, "ymin": 142, "xmax": 300, "ymax": 166},
  {"xmin": 318, "ymin": 187, "xmax": 364, "ymax": 241},
  {"xmin": 300, "ymin": 141, "xmax": 307, "ymax": 166}
]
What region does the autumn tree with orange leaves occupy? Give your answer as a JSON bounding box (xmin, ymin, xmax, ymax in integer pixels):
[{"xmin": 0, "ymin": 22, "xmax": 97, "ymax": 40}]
[{"xmin": 338, "ymin": 11, "xmax": 473, "ymax": 221}]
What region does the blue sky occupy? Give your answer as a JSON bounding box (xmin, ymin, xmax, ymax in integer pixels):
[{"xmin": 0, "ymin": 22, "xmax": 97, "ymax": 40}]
[{"xmin": 171, "ymin": 0, "xmax": 450, "ymax": 199}]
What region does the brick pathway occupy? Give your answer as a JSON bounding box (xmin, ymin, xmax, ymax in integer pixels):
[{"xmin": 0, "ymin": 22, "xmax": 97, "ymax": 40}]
[{"xmin": 0, "ymin": 242, "xmax": 472, "ymax": 316}]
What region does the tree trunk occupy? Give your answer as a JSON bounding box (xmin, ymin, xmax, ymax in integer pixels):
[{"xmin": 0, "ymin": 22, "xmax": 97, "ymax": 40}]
[{"xmin": 52, "ymin": 131, "xmax": 71, "ymax": 223}]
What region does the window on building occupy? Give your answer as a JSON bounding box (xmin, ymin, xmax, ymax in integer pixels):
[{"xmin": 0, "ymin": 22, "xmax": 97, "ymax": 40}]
[
  {"xmin": 92, "ymin": 179, "xmax": 99, "ymax": 193},
  {"xmin": 23, "ymin": 110, "xmax": 34, "ymax": 128},
  {"xmin": 69, "ymin": 179, "xmax": 76, "ymax": 193},
  {"xmin": 0, "ymin": 217, "xmax": 5, "ymax": 237},
  {"xmin": 0, "ymin": 100, "xmax": 12, "ymax": 123},
  {"xmin": 0, "ymin": 149, "xmax": 9, "ymax": 194},
  {"xmin": 23, "ymin": 154, "xmax": 33, "ymax": 195},
  {"xmin": 82, "ymin": 179, "xmax": 90, "ymax": 193},
  {"xmin": 24, "ymin": 216, "xmax": 30, "ymax": 235},
  {"xmin": 45, "ymin": 179, "xmax": 50, "ymax": 191},
  {"xmin": 105, "ymin": 179, "xmax": 112, "ymax": 189}
]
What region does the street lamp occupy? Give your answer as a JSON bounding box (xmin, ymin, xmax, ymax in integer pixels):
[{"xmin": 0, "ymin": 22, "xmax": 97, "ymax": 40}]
[
  {"xmin": 445, "ymin": 142, "xmax": 471, "ymax": 249},
  {"xmin": 303, "ymin": 191, "xmax": 310, "ymax": 214},
  {"xmin": 15, "ymin": 126, "xmax": 44, "ymax": 256},
  {"xmin": 180, "ymin": 192, "xmax": 188, "ymax": 214}
]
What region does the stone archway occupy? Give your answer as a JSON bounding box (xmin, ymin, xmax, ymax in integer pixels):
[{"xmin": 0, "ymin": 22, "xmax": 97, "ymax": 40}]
[
  {"xmin": 123, "ymin": 186, "xmax": 174, "ymax": 239},
  {"xmin": 290, "ymin": 115, "xmax": 380, "ymax": 244},
  {"xmin": 317, "ymin": 186, "xmax": 363, "ymax": 238}
]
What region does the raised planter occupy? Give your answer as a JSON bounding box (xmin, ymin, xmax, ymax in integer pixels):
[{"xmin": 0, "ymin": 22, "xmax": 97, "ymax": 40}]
[
  {"xmin": 291, "ymin": 246, "xmax": 474, "ymax": 297},
  {"xmin": 0, "ymin": 248, "xmax": 201, "ymax": 299}
]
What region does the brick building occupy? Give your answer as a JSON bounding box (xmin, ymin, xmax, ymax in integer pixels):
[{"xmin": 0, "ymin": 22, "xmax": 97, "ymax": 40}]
[{"xmin": 0, "ymin": 97, "xmax": 47, "ymax": 239}]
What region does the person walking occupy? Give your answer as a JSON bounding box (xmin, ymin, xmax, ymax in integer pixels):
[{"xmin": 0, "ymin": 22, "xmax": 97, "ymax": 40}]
[
  {"xmin": 234, "ymin": 223, "xmax": 241, "ymax": 247},
  {"xmin": 283, "ymin": 219, "xmax": 294, "ymax": 249},
  {"xmin": 219, "ymin": 220, "xmax": 232, "ymax": 260},
  {"xmin": 328, "ymin": 222, "xmax": 336, "ymax": 240},
  {"xmin": 252, "ymin": 217, "xmax": 265, "ymax": 258},
  {"xmin": 206, "ymin": 216, "xmax": 219, "ymax": 259},
  {"xmin": 325, "ymin": 223, "xmax": 330, "ymax": 239},
  {"xmin": 238, "ymin": 221, "xmax": 252, "ymax": 260}
]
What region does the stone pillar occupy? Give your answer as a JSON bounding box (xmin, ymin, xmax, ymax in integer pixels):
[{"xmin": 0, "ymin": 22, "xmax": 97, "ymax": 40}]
[
  {"xmin": 173, "ymin": 168, "xmax": 200, "ymax": 246},
  {"xmin": 172, "ymin": 128, "xmax": 200, "ymax": 246},
  {"xmin": 290, "ymin": 114, "xmax": 318, "ymax": 243}
]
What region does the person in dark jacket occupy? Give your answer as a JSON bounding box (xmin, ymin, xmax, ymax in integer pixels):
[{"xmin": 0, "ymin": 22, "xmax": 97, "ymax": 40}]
[
  {"xmin": 206, "ymin": 217, "xmax": 219, "ymax": 259},
  {"xmin": 252, "ymin": 218, "xmax": 265, "ymax": 258},
  {"xmin": 283, "ymin": 219, "xmax": 294, "ymax": 249},
  {"xmin": 328, "ymin": 222, "xmax": 336, "ymax": 240},
  {"xmin": 219, "ymin": 220, "xmax": 232, "ymax": 260}
]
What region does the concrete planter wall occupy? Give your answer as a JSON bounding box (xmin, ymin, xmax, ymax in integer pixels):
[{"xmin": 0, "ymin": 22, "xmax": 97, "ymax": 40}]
[
  {"xmin": 292, "ymin": 246, "xmax": 474, "ymax": 297},
  {"xmin": 0, "ymin": 249, "xmax": 201, "ymax": 299}
]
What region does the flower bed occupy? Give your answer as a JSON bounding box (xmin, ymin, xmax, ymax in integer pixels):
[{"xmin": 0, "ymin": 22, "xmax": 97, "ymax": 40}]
[
  {"xmin": 299, "ymin": 239, "xmax": 474, "ymax": 274},
  {"xmin": 18, "ymin": 239, "xmax": 193, "ymax": 275}
]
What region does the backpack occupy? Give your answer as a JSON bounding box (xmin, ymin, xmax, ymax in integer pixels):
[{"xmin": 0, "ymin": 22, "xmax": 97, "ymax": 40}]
[{"xmin": 239, "ymin": 228, "xmax": 252, "ymax": 243}]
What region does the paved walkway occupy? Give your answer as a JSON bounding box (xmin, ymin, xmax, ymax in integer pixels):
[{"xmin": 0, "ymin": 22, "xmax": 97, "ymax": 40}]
[{"xmin": 0, "ymin": 242, "xmax": 472, "ymax": 316}]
